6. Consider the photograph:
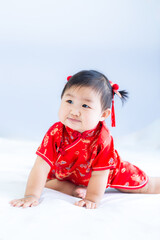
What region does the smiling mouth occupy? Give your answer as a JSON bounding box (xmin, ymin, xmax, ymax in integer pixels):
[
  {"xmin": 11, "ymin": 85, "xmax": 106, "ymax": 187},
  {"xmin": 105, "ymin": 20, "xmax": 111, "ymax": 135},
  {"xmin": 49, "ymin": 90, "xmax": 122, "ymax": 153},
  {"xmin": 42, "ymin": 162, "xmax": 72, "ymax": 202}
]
[{"xmin": 67, "ymin": 118, "xmax": 81, "ymax": 123}]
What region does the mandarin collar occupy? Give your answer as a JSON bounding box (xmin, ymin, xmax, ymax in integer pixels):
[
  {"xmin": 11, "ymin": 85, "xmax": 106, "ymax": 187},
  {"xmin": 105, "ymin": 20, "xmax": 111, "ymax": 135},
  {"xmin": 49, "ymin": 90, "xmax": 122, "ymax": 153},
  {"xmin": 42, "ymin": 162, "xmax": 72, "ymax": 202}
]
[{"xmin": 64, "ymin": 122, "xmax": 102, "ymax": 140}]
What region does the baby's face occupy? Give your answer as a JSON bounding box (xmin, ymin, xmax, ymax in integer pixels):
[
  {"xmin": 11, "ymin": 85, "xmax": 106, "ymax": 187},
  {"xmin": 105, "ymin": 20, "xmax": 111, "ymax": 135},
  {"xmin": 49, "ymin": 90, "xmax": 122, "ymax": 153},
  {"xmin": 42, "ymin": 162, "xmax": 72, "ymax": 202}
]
[{"xmin": 58, "ymin": 86, "xmax": 110, "ymax": 133}]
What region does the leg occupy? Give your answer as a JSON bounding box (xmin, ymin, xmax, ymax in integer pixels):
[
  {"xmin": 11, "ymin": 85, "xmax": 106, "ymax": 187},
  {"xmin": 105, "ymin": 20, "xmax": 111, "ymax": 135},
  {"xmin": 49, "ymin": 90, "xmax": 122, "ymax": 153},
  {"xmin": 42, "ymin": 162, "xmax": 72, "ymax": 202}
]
[
  {"xmin": 117, "ymin": 177, "xmax": 160, "ymax": 194},
  {"xmin": 45, "ymin": 179, "xmax": 87, "ymax": 198}
]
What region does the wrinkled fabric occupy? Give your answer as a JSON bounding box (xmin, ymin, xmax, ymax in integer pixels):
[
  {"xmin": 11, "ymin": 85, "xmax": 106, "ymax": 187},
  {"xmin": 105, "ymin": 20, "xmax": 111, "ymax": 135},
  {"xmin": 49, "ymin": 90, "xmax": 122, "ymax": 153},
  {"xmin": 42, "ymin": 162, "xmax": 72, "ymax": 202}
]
[{"xmin": 36, "ymin": 121, "xmax": 148, "ymax": 189}]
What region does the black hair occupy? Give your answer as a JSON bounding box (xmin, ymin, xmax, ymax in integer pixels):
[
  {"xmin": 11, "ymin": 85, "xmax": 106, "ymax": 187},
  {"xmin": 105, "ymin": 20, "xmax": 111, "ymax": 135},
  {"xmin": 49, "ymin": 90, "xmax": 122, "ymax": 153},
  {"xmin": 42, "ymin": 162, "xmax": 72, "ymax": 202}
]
[{"xmin": 61, "ymin": 70, "xmax": 128, "ymax": 111}]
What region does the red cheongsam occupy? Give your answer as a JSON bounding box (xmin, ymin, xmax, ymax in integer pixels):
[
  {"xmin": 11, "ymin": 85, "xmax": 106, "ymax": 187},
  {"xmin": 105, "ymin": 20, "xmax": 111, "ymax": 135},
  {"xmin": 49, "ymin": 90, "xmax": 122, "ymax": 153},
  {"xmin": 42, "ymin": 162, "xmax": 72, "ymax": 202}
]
[{"xmin": 36, "ymin": 121, "xmax": 148, "ymax": 189}]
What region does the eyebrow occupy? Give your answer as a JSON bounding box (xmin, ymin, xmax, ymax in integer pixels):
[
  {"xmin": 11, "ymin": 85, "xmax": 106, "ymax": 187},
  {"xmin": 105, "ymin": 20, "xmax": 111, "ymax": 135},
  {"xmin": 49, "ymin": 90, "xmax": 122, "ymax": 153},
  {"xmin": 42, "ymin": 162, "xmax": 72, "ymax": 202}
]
[{"xmin": 65, "ymin": 93, "xmax": 94, "ymax": 103}]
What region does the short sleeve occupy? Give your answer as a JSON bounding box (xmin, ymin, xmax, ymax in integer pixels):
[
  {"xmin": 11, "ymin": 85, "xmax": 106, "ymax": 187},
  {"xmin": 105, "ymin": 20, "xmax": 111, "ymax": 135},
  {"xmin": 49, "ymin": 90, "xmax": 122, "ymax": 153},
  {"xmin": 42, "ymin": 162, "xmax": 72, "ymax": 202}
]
[
  {"xmin": 92, "ymin": 136, "xmax": 117, "ymax": 171},
  {"xmin": 36, "ymin": 122, "xmax": 62, "ymax": 167}
]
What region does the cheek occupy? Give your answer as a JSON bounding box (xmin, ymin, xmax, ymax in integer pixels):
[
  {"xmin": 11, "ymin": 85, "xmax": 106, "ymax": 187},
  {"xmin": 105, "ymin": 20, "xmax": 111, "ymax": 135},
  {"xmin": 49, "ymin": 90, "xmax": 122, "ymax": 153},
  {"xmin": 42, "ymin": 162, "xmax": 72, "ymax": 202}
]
[
  {"xmin": 83, "ymin": 110, "xmax": 101, "ymax": 124},
  {"xmin": 58, "ymin": 103, "xmax": 69, "ymax": 121},
  {"xmin": 83, "ymin": 112, "xmax": 96, "ymax": 123}
]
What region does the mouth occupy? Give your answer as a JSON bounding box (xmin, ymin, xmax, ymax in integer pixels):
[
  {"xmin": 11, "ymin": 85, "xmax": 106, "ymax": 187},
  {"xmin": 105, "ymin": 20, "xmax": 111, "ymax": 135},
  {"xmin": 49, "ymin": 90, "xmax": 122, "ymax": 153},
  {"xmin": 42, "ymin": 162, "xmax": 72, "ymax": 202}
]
[{"xmin": 67, "ymin": 117, "xmax": 81, "ymax": 123}]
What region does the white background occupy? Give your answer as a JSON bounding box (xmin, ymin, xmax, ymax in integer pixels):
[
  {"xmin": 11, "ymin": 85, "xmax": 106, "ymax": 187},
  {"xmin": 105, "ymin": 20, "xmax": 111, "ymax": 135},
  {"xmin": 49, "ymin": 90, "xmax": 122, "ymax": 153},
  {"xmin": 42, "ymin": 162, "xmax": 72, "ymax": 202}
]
[
  {"xmin": 0, "ymin": 2, "xmax": 160, "ymax": 239},
  {"xmin": 0, "ymin": 0, "xmax": 160, "ymax": 141}
]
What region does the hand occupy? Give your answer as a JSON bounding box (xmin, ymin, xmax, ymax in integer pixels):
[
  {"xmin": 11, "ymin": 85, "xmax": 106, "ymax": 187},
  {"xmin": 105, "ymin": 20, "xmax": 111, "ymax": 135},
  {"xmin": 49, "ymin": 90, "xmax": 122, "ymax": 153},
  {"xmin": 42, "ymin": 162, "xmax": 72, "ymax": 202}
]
[
  {"xmin": 74, "ymin": 199, "xmax": 97, "ymax": 209},
  {"xmin": 9, "ymin": 195, "xmax": 39, "ymax": 208}
]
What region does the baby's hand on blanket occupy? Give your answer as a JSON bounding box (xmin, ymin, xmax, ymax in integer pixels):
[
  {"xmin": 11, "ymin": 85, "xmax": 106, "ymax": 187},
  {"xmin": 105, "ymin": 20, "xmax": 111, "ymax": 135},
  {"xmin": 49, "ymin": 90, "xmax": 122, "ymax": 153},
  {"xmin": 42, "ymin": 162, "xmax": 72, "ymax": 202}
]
[
  {"xmin": 75, "ymin": 199, "xmax": 97, "ymax": 209},
  {"xmin": 10, "ymin": 195, "xmax": 39, "ymax": 208}
]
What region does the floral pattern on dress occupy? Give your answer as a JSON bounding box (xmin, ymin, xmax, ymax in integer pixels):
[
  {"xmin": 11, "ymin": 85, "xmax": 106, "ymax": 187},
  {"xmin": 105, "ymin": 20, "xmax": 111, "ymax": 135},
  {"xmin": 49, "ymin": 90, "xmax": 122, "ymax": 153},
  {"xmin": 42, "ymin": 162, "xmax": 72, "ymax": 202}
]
[{"xmin": 36, "ymin": 121, "xmax": 148, "ymax": 189}]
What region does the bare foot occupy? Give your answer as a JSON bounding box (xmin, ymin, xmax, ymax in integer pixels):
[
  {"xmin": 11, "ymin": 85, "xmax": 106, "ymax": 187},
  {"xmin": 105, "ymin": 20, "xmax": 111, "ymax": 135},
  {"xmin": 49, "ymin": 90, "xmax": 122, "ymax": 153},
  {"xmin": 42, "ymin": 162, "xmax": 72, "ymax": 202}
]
[{"xmin": 73, "ymin": 186, "xmax": 87, "ymax": 199}]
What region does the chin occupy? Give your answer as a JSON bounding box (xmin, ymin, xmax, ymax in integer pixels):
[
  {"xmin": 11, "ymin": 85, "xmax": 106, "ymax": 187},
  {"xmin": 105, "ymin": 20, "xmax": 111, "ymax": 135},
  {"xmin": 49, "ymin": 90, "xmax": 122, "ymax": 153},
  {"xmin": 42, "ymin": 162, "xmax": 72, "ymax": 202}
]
[
  {"xmin": 67, "ymin": 123, "xmax": 83, "ymax": 132},
  {"xmin": 69, "ymin": 125, "xmax": 82, "ymax": 132}
]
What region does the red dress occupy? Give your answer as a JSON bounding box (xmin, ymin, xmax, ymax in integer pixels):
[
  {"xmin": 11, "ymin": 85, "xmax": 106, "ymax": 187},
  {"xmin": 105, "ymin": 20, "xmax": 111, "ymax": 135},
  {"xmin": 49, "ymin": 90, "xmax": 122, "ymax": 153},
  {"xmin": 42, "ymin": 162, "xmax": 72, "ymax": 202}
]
[{"xmin": 36, "ymin": 121, "xmax": 148, "ymax": 189}]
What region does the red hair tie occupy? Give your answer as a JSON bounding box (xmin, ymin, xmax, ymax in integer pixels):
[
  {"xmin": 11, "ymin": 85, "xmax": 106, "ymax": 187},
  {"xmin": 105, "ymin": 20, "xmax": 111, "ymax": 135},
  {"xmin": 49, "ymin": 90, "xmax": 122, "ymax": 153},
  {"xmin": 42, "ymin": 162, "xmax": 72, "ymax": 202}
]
[
  {"xmin": 67, "ymin": 76, "xmax": 72, "ymax": 81},
  {"xmin": 109, "ymin": 80, "xmax": 122, "ymax": 127}
]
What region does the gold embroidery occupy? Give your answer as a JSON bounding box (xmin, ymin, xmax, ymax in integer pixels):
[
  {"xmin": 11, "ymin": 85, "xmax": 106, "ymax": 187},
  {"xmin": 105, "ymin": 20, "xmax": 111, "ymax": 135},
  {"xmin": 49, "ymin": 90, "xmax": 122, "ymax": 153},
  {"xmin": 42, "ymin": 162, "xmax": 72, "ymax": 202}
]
[
  {"xmin": 81, "ymin": 139, "xmax": 91, "ymax": 144},
  {"xmin": 50, "ymin": 128, "xmax": 58, "ymax": 136},
  {"xmin": 109, "ymin": 158, "xmax": 114, "ymax": 165},
  {"xmin": 75, "ymin": 151, "xmax": 79, "ymax": 155},
  {"xmin": 43, "ymin": 135, "xmax": 49, "ymax": 147},
  {"xmin": 131, "ymin": 174, "xmax": 141, "ymax": 182},
  {"xmin": 44, "ymin": 149, "xmax": 47, "ymax": 155},
  {"xmin": 121, "ymin": 168, "xmax": 126, "ymax": 173}
]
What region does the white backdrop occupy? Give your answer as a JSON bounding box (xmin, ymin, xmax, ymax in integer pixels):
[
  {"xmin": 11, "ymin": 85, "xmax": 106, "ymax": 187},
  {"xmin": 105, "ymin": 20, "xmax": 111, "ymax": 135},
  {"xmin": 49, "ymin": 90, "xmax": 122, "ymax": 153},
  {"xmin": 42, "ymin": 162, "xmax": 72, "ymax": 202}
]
[
  {"xmin": 0, "ymin": 3, "xmax": 160, "ymax": 239},
  {"xmin": 0, "ymin": 0, "xmax": 160, "ymax": 141}
]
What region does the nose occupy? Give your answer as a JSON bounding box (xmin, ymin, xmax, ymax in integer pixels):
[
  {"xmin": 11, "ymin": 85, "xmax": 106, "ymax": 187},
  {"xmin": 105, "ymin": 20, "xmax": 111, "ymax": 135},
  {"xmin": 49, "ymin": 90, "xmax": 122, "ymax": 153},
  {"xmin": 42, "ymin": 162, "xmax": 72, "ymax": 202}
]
[{"xmin": 70, "ymin": 106, "xmax": 80, "ymax": 117}]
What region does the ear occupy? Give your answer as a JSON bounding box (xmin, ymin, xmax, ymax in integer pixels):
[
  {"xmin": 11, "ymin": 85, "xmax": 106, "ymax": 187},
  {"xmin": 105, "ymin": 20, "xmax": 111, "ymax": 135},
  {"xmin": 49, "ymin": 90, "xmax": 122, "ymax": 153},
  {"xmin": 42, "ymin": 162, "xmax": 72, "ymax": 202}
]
[{"xmin": 100, "ymin": 108, "xmax": 111, "ymax": 121}]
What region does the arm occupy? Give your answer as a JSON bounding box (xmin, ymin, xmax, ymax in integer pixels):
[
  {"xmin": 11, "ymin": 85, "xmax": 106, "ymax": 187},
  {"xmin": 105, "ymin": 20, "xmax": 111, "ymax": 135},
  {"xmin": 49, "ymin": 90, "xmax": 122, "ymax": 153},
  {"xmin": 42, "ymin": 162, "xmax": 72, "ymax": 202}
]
[
  {"xmin": 75, "ymin": 169, "xmax": 109, "ymax": 209},
  {"xmin": 10, "ymin": 156, "xmax": 50, "ymax": 208}
]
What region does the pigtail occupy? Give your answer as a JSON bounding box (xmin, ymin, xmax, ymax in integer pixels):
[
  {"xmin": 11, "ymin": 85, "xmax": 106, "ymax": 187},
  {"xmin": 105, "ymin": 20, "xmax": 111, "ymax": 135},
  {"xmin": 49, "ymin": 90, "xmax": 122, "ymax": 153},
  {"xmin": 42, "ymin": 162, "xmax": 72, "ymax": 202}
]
[
  {"xmin": 118, "ymin": 90, "xmax": 129, "ymax": 105},
  {"xmin": 110, "ymin": 82, "xmax": 129, "ymax": 127}
]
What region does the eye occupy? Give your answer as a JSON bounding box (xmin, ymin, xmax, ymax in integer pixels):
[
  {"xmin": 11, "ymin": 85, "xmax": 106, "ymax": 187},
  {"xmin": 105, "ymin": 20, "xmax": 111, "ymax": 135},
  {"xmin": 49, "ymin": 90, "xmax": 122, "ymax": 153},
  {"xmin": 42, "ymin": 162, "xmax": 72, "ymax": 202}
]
[
  {"xmin": 66, "ymin": 100, "xmax": 73, "ymax": 104},
  {"xmin": 82, "ymin": 104, "xmax": 90, "ymax": 108}
]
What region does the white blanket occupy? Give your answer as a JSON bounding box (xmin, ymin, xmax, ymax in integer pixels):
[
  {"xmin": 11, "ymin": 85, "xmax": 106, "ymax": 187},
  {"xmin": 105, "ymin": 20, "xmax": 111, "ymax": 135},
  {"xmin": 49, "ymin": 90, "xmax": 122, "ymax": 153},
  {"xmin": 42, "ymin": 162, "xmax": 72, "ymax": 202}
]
[{"xmin": 0, "ymin": 134, "xmax": 160, "ymax": 240}]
